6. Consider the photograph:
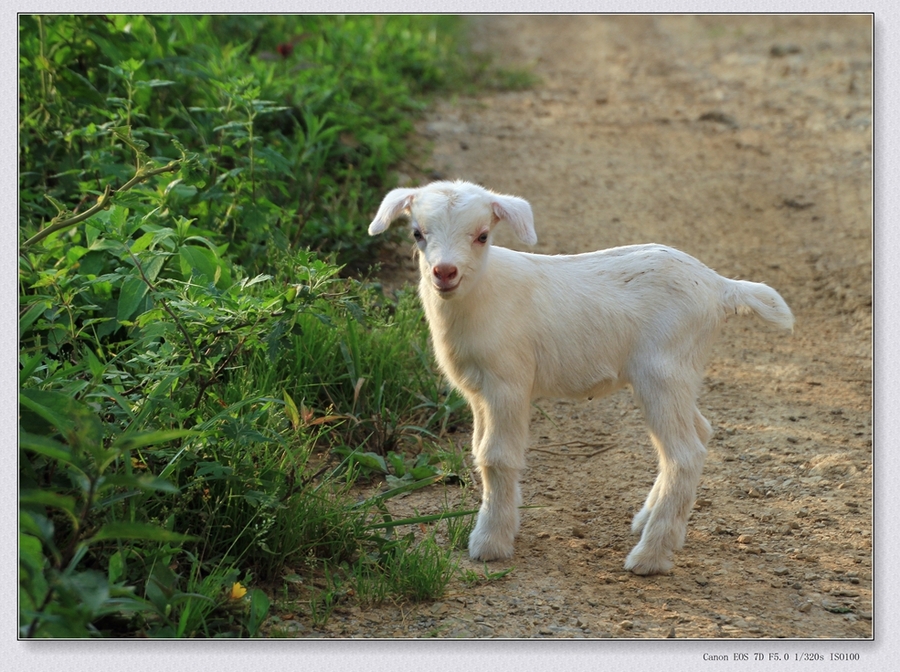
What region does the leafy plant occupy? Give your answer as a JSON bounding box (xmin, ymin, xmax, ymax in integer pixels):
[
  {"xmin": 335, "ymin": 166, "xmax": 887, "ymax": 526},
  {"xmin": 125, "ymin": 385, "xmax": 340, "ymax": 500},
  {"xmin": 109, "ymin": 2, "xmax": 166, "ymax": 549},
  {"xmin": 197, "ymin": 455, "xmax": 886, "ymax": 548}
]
[
  {"xmin": 19, "ymin": 389, "xmax": 194, "ymax": 637},
  {"xmin": 19, "ymin": 14, "xmax": 535, "ymax": 638}
]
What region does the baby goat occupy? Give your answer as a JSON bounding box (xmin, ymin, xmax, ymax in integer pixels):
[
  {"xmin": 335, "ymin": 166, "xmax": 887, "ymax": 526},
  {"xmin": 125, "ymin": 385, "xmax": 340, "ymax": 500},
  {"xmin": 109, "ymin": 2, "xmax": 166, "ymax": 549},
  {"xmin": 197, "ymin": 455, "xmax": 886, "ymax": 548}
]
[{"xmin": 369, "ymin": 180, "xmax": 793, "ymax": 575}]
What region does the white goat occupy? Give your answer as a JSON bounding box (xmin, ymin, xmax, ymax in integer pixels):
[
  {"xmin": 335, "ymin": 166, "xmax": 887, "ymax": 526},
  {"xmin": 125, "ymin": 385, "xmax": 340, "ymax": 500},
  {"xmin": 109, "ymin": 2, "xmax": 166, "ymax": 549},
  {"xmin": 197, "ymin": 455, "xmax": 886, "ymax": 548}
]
[{"xmin": 369, "ymin": 180, "xmax": 793, "ymax": 575}]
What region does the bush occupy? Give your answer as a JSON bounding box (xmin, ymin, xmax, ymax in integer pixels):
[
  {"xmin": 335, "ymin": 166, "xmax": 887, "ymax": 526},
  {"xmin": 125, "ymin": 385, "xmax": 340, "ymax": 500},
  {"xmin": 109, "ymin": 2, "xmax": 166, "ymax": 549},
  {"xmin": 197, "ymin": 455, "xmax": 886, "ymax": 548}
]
[
  {"xmin": 19, "ymin": 14, "xmax": 532, "ymax": 637},
  {"xmin": 19, "ymin": 15, "xmax": 471, "ymax": 271}
]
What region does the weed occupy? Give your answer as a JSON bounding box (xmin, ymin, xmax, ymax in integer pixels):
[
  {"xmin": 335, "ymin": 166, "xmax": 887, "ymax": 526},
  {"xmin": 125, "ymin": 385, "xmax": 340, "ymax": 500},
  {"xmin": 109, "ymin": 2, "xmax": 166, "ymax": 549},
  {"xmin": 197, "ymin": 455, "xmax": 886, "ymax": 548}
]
[
  {"xmin": 460, "ymin": 563, "xmax": 516, "ymax": 586},
  {"xmin": 444, "ymin": 489, "xmax": 478, "ymax": 550},
  {"xmin": 352, "ymin": 534, "xmax": 458, "ymax": 608}
]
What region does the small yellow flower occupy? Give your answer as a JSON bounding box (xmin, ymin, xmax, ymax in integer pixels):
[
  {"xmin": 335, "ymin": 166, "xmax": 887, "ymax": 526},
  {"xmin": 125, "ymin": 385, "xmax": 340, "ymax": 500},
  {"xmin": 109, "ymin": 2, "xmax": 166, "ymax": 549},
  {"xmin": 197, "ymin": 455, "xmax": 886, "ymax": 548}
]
[{"xmin": 230, "ymin": 582, "xmax": 248, "ymax": 600}]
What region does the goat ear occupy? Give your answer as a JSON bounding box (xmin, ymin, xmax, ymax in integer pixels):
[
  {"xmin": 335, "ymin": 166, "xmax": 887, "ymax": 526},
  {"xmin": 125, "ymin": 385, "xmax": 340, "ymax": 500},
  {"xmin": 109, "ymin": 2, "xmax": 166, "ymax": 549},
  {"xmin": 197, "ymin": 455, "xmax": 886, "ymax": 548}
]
[
  {"xmin": 491, "ymin": 194, "xmax": 537, "ymax": 245},
  {"xmin": 369, "ymin": 188, "xmax": 417, "ymax": 235}
]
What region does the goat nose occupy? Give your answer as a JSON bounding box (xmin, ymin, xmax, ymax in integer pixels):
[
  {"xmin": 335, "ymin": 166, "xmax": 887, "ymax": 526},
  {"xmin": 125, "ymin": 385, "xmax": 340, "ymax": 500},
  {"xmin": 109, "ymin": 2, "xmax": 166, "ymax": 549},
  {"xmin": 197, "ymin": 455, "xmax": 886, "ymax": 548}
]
[{"xmin": 433, "ymin": 264, "xmax": 458, "ymax": 282}]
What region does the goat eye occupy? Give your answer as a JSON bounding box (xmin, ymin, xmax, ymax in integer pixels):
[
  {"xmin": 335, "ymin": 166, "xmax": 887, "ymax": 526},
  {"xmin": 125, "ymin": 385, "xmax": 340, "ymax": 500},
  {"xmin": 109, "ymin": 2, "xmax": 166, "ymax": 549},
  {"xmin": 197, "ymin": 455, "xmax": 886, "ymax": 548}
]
[
  {"xmin": 412, "ymin": 229, "xmax": 424, "ymax": 242},
  {"xmin": 476, "ymin": 232, "xmax": 489, "ymax": 244}
]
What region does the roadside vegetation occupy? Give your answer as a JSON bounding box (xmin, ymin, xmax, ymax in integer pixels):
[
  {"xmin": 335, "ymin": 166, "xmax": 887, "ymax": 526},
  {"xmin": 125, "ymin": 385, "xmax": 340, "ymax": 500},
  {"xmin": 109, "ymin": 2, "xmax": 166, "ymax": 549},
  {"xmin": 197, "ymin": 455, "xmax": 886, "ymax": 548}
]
[{"xmin": 18, "ymin": 15, "xmax": 534, "ymax": 637}]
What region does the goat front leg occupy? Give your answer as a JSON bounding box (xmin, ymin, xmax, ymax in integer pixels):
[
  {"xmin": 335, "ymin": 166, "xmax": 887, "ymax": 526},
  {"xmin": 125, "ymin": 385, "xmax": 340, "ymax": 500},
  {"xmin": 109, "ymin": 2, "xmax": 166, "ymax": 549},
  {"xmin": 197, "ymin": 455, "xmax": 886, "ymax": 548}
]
[{"xmin": 468, "ymin": 390, "xmax": 529, "ymax": 561}]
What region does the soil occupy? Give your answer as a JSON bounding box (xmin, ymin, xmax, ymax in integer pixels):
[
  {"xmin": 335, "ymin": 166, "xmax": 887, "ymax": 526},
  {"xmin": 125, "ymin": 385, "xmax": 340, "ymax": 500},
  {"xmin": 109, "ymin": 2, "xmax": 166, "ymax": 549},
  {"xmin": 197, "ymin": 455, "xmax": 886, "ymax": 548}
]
[{"xmin": 274, "ymin": 15, "xmax": 873, "ymax": 639}]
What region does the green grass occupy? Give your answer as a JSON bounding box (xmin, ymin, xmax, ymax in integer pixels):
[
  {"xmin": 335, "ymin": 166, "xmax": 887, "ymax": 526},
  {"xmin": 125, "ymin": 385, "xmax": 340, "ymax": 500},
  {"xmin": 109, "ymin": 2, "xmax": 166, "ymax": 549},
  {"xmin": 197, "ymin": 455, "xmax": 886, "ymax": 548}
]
[{"xmin": 353, "ymin": 534, "xmax": 459, "ymax": 606}]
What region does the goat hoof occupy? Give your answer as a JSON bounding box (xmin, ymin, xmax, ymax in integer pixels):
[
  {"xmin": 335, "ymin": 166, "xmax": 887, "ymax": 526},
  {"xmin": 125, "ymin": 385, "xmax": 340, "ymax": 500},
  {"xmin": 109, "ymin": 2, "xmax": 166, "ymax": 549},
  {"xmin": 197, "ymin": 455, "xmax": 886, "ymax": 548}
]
[
  {"xmin": 468, "ymin": 530, "xmax": 515, "ymax": 561},
  {"xmin": 469, "ymin": 547, "xmax": 515, "ymax": 562},
  {"xmin": 624, "ymin": 545, "xmax": 674, "ymax": 576}
]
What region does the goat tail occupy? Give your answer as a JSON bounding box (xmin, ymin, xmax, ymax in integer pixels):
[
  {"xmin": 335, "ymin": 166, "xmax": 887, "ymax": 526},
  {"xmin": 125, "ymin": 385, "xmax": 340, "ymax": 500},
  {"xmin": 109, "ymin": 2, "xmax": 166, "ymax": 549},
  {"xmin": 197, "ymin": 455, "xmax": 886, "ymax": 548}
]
[{"xmin": 721, "ymin": 279, "xmax": 795, "ymax": 332}]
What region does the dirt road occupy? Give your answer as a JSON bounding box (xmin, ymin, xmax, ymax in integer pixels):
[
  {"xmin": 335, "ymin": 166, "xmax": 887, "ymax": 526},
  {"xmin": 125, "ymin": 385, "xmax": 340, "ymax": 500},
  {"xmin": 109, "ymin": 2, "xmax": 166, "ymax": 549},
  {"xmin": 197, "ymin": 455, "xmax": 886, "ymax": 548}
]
[{"xmin": 298, "ymin": 15, "xmax": 873, "ymax": 639}]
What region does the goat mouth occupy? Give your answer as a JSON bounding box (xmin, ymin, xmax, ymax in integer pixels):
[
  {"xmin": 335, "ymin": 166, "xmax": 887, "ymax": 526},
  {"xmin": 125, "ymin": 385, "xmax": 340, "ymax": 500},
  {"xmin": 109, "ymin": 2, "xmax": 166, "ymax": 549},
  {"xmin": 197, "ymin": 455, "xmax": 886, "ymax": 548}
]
[{"xmin": 434, "ymin": 281, "xmax": 460, "ymax": 296}]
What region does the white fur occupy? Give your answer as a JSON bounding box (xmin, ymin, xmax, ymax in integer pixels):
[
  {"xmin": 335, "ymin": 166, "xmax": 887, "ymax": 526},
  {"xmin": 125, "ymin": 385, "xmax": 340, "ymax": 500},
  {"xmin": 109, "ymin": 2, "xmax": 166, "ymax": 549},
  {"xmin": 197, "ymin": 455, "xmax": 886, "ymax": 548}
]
[{"xmin": 369, "ymin": 180, "xmax": 794, "ymax": 575}]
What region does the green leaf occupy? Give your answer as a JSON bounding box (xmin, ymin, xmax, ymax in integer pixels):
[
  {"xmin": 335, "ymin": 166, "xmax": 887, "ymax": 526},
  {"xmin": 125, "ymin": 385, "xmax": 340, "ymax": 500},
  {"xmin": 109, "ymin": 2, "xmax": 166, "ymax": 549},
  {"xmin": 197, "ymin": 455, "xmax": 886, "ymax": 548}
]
[
  {"xmin": 92, "ymin": 384, "xmax": 135, "ymax": 420},
  {"xmin": 19, "ymin": 531, "xmax": 47, "ymax": 583},
  {"xmin": 108, "ymin": 550, "xmax": 125, "ymax": 584},
  {"xmin": 240, "ymin": 273, "xmax": 273, "ymax": 289},
  {"xmin": 19, "ymin": 510, "xmax": 56, "ymax": 550},
  {"xmin": 387, "ymin": 451, "xmax": 406, "ymax": 477},
  {"xmin": 179, "ymin": 244, "xmax": 228, "ymax": 286},
  {"xmin": 19, "ymin": 431, "xmax": 75, "ymax": 465},
  {"xmin": 19, "ymin": 351, "xmax": 44, "ymax": 385},
  {"xmin": 98, "ymin": 474, "xmax": 180, "ymax": 495},
  {"xmin": 43, "ymin": 192, "xmax": 68, "ymax": 216},
  {"xmin": 365, "ymin": 506, "xmax": 480, "ymax": 530},
  {"xmin": 352, "ymin": 451, "xmax": 387, "ymax": 474},
  {"xmin": 385, "ymin": 473, "xmax": 410, "ymax": 489},
  {"xmin": 357, "ymin": 475, "xmax": 443, "ymax": 508},
  {"xmin": 112, "ymin": 429, "xmax": 194, "ymax": 452},
  {"xmin": 129, "ymin": 230, "xmax": 156, "ymax": 254},
  {"xmin": 19, "ymin": 390, "xmax": 103, "ymax": 453},
  {"xmin": 65, "ymin": 245, "xmax": 90, "ymax": 266},
  {"xmin": 410, "ymin": 464, "xmax": 440, "ymax": 480},
  {"xmin": 89, "ymin": 204, "xmax": 129, "ymax": 239},
  {"xmin": 145, "ymin": 563, "xmax": 177, "ymax": 615},
  {"xmin": 58, "ymin": 570, "xmax": 111, "ymax": 614},
  {"xmin": 117, "ymin": 274, "xmax": 149, "ymax": 322},
  {"xmin": 88, "ymin": 237, "xmax": 124, "ymax": 253},
  {"xmin": 135, "ymin": 78, "xmax": 177, "ymax": 88},
  {"xmin": 177, "ymin": 600, "xmax": 193, "ymax": 637},
  {"xmin": 144, "ymin": 253, "xmax": 167, "ymax": 283},
  {"xmin": 19, "ymin": 489, "xmax": 78, "ymax": 519},
  {"xmin": 19, "ymin": 300, "xmax": 51, "ymax": 336},
  {"xmin": 247, "ymin": 589, "xmax": 270, "ymax": 637},
  {"xmin": 85, "ymin": 522, "xmax": 196, "ymax": 545},
  {"xmin": 282, "ymin": 390, "xmax": 300, "ymax": 430},
  {"xmin": 85, "ymin": 223, "xmax": 101, "ymax": 248},
  {"xmin": 19, "ymin": 391, "xmax": 71, "ymax": 436},
  {"xmin": 85, "ymin": 347, "xmax": 105, "ymax": 380},
  {"xmin": 825, "ymin": 604, "xmax": 853, "ymax": 614},
  {"xmin": 112, "ymin": 126, "xmax": 150, "ymax": 155},
  {"xmin": 147, "ymin": 228, "xmax": 177, "ymax": 250}
]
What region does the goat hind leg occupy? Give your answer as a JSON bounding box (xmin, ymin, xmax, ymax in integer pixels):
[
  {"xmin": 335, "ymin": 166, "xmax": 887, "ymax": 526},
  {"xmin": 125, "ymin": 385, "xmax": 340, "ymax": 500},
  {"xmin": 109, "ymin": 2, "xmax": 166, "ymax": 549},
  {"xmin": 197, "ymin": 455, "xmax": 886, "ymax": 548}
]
[
  {"xmin": 625, "ymin": 394, "xmax": 708, "ymax": 575},
  {"xmin": 632, "ymin": 407, "xmax": 711, "ymax": 536},
  {"xmin": 631, "ymin": 472, "xmax": 663, "ymax": 536}
]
